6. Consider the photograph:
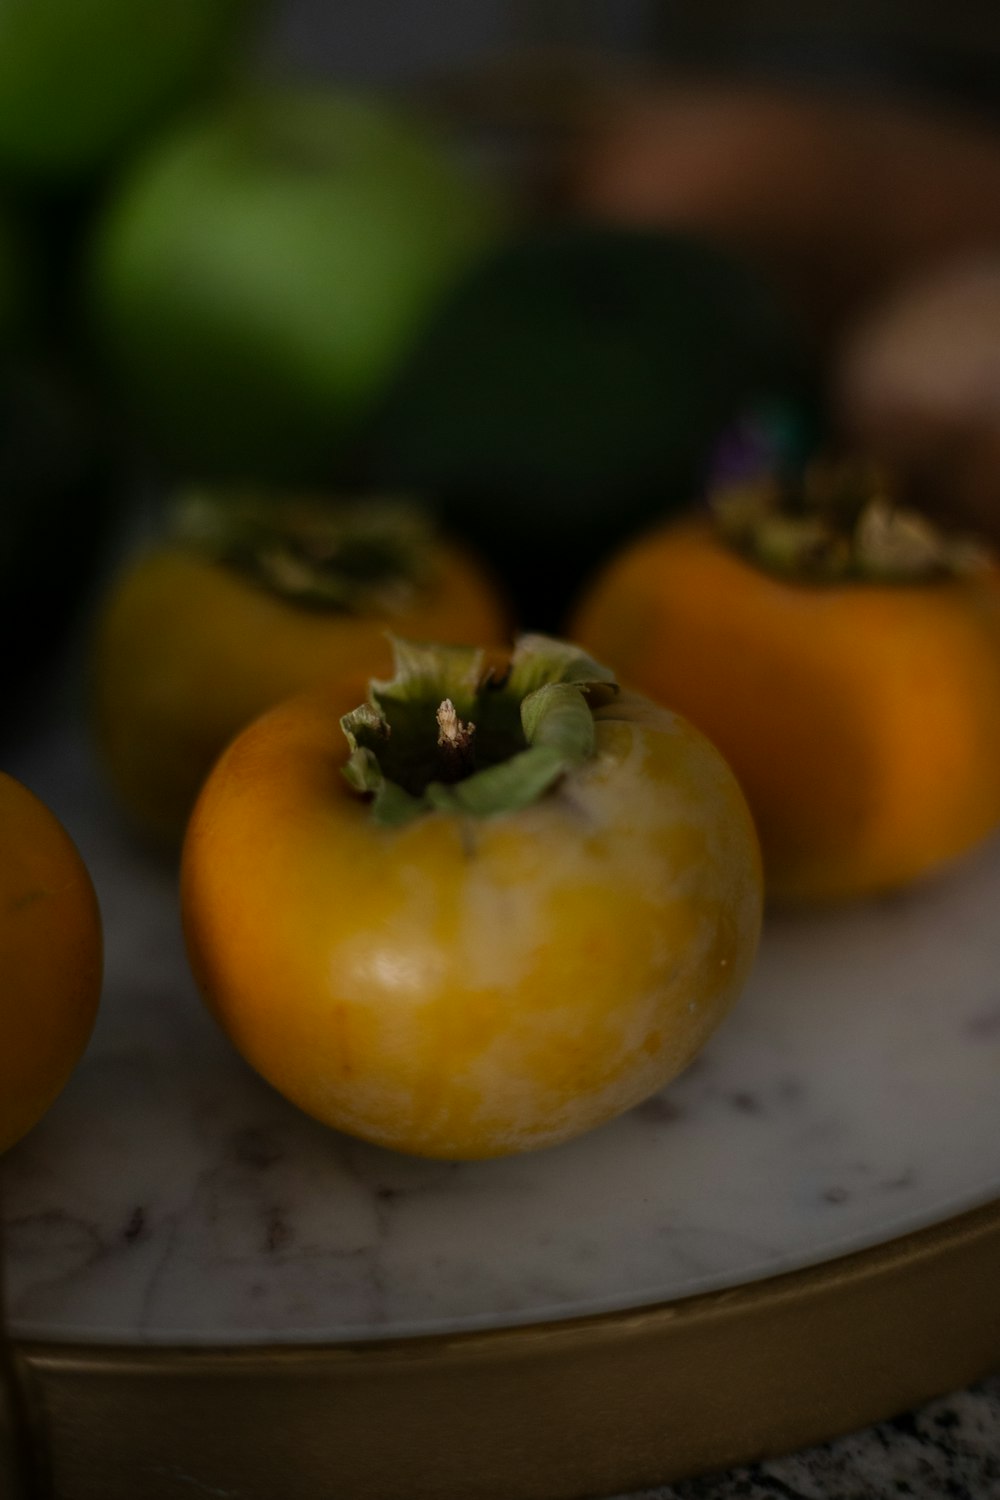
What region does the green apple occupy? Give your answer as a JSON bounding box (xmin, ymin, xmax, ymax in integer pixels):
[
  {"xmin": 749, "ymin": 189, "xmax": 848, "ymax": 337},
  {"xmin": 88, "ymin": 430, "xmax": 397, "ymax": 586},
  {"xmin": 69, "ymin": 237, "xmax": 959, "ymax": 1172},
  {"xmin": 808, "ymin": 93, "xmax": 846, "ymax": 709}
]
[
  {"xmin": 88, "ymin": 87, "xmax": 504, "ymax": 481},
  {"xmin": 0, "ymin": 0, "xmax": 252, "ymax": 186}
]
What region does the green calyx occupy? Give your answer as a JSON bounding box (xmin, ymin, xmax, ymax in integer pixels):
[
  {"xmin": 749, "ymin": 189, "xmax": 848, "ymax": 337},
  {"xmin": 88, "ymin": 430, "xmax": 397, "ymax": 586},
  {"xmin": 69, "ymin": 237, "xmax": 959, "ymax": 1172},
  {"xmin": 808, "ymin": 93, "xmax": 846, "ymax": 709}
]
[
  {"xmin": 712, "ymin": 459, "xmax": 994, "ymax": 584},
  {"xmin": 341, "ymin": 635, "xmax": 618, "ymax": 826},
  {"xmin": 171, "ymin": 489, "xmax": 435, "ymax": 612}
]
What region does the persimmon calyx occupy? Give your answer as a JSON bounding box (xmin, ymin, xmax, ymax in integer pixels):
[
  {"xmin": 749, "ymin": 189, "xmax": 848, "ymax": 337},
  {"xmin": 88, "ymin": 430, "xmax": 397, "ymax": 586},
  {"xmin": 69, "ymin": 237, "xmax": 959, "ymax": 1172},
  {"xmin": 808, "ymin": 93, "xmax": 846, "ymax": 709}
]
[
  {"xmin": 711, "ymin": 458, "xmax": 995, "ymax": 584},
  {"xmin": 341, "ymin": 634, "xmax": 618, "ymax": 826},
  {"xmin": 170, "ymin": 489, "xmax": 434, "ymax": 612}
]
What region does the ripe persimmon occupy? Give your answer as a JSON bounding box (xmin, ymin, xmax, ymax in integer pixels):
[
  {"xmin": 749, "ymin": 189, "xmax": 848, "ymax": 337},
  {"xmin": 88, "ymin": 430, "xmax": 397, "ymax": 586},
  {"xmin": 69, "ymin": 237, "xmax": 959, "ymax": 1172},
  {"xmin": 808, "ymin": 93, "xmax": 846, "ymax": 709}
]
[
  {"xmin": 181, "ymin": 637, "xmax": 762, "ymax": 1158},
  {"xmin": 93, "ymin": 493, "xmax": 510, "ymax": 849},
  {"xmin": 570, "ymin": 470, "xmax": 1000, "ymax": 905}
]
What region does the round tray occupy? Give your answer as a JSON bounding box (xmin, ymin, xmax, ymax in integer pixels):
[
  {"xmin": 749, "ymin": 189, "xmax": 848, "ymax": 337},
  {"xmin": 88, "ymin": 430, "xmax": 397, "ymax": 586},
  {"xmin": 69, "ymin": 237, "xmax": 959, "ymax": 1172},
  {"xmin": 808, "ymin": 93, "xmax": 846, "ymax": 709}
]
[
  {"xmin": 4, "ymin": 716, "xmax": 1000, "ymax": 1496},
  {"xmin": 6, "ymin": 1200, "xmax": 1000, "ymax": 1500}
]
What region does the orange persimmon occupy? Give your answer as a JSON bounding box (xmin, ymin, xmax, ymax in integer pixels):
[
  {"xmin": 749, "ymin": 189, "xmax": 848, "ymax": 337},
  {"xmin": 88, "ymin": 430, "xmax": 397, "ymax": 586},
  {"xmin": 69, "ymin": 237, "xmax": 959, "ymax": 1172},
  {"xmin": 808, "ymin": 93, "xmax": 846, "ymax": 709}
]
[
  {"xmin": 570, "ymin": 516, "xmax": 1000, "ymax": 906},
  {"xmin": 0, "ymin": 773, "xmax": 102, "ymax": 1152},
  {"xmin": 93, "ymin": 494, "xmax": 510, "ymax": 849},
  {"xmin": 181, "ymin": 636, "xmax": 762, "ymax": 1158}
]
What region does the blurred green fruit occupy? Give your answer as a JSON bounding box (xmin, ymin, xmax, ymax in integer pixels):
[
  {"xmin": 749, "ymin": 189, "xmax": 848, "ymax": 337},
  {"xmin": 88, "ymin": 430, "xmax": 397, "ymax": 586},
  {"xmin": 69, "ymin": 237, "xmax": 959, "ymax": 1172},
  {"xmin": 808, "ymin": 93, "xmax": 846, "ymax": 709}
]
[
  {"xmin": 0, "ymin": 0, "xmax": 252, "ymax": 186},
  {"xmin": 88, "ymin": 88, "xmax": 504, "ymax": 481},
  {"xmin": 369, "ymin": 227, "xmax": 810, "ymax": 624}
]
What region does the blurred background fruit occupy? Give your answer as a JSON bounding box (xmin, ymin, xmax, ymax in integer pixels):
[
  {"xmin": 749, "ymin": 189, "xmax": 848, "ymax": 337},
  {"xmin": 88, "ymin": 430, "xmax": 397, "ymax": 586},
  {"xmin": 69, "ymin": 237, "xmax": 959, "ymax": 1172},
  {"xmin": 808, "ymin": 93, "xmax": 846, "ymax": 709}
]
[
  {"xmin": 0, "ymin": 0, "xmax": 254, "ymax": 187},
  {"xmin": 836, "ymin": 258, "xmax": 1000, "ymax": 548},
  {"xmin": 87, "ymin": 86, "xmax": 505, "ymax": 483},
  {"xmin": 0, "ymin": 0, "xmax": 263, "ymax": 722},
  {"xmin": 568, "ymin": 81, "xmax": 1000, "ymax": 346},
  {"xmin": 369, "ymin": 225, "xmax": 813, "ymax": 625},
  {"xmin": 569, "ymin": 470, "xmax": 1000, "ymax": 907},
  {"xmin": 92, "ymin": 491, "xmax": 511, "ymax": 849}
]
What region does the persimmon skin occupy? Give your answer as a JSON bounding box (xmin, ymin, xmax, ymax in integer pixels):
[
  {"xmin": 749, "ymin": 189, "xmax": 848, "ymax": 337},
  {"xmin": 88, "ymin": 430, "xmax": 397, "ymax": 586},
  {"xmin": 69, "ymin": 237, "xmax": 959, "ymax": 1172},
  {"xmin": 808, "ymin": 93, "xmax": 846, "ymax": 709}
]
[
  {"xmin": 0, "ymin": 774, "xmax": 102, "ymax": 1153},
  {"xmin": 93, "ymin": 540, "xmax": 509, "ymax": 850},
  {"xmin": 570, "ymin": 522, "xmax": 1000, "ymax": 906},
  {"xmin": 180, "ymin": 686, "xmax": 762, "ymax": 1160}
]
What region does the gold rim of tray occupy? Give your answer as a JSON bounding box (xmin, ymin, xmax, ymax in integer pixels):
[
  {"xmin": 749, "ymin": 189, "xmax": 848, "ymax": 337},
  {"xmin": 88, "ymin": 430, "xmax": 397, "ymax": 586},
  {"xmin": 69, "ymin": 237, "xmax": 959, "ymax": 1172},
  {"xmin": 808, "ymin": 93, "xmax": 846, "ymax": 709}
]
[{"xmin": 5, "ymin": 1196, "xmax": 1000, "ymax": 1499}]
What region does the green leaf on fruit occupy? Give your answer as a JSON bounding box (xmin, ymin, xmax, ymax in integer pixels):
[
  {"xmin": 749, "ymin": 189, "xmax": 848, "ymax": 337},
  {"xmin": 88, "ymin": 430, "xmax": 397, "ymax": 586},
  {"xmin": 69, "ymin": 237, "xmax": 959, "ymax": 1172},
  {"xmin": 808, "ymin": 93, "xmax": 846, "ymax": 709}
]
[{"xmin": 340, "ymin": 634, "xmax": 618, "ymax": 826}]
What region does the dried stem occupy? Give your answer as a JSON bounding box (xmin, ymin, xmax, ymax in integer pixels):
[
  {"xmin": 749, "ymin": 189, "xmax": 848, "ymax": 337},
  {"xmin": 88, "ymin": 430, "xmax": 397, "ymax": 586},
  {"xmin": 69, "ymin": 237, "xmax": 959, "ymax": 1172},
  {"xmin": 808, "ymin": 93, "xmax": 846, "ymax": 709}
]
[{"xmin": 436, "ymin": 699, "xmax": 477, "ymax": 782}]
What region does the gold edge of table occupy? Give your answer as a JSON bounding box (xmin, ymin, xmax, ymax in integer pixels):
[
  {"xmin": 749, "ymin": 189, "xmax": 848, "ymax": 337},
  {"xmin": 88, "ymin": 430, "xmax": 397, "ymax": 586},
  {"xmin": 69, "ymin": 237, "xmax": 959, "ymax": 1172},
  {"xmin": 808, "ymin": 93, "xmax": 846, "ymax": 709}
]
[{"xmin": 4, "ymin": 1196, "xmax": 1000, "ymax": 1500}]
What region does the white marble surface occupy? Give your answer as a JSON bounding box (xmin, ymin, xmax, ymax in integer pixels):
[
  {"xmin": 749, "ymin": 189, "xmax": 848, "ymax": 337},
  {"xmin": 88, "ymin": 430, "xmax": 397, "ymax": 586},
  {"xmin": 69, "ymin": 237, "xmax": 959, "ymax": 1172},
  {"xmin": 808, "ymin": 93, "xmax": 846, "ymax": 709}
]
[{"xmin": 4, "ymin": 711, "xmax": 1000, "ymax": 1346}]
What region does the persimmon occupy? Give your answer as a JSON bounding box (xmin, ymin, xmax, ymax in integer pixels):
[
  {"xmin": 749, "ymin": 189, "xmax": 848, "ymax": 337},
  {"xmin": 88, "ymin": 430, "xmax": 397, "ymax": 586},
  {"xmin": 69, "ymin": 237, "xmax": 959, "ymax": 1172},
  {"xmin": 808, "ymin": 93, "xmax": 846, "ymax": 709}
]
[
  {"xmin": 0, "ymin": 773, "xmax": 102, "ymax": 1153},
  {"xmin": 570, "ymin": 468, "xmax": 1000, "ymax": 905},
  {"xmin": 93, "ymin": 493, "xmax": 510, "ymax": 849},
  {"xmin": 180, "ymin": 636, "xmax": 762, "ymax": 1159}
]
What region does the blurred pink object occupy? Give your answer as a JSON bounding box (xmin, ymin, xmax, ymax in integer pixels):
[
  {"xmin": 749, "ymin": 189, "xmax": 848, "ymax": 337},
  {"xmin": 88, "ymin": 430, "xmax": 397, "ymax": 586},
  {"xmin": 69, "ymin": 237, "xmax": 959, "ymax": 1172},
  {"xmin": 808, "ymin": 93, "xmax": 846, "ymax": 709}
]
[
  {"xmin": 569, "ymin": 81, "xmax": 1000, "ymax": 341},
  {"xmin": 837, "ymin": 258, "xmax": 1000, "ymax": 544}
]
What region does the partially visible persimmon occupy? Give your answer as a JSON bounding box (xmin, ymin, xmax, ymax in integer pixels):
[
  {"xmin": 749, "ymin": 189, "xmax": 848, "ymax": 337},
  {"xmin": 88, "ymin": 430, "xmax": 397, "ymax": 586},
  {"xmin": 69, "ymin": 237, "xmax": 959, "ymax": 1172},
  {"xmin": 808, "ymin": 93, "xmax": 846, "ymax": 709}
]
[
  {"xmin": 569, "ymin": 467, "xmax": 1000, "ymax": 906},
  {"xmin": 0, "ymin": 773, "xmax": 102, "ymax": 1153},
  {"xmin": 93, "ymin": 492, "xmax": 510, "ymax": 850}
]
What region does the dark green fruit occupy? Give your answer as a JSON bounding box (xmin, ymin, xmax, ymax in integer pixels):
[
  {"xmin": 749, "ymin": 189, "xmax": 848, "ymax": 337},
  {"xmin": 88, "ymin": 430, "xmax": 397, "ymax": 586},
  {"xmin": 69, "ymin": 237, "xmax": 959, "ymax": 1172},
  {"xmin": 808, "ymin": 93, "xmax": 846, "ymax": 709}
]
[
  {"xmin": 0, "ymin": 0, "xmax": 252, "ymax": 186},
  {"xmin": 369, "ymin": 227, "xmax": 811, "ymax": 624}
]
